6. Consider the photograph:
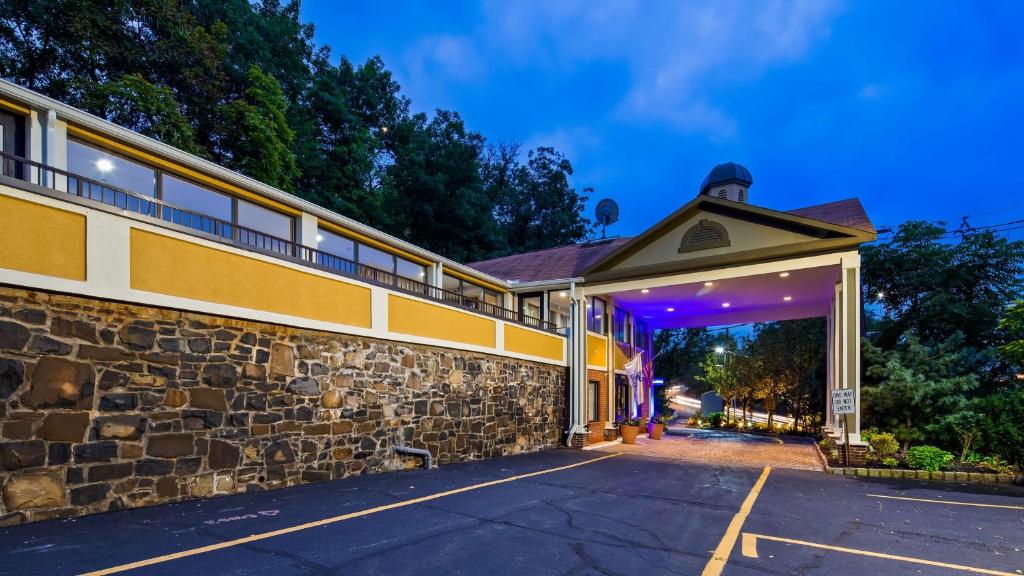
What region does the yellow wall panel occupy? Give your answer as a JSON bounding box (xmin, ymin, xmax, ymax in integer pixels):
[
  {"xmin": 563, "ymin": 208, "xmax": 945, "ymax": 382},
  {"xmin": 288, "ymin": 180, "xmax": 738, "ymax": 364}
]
[
  {"xmin": 130, "ymin": 229, "xmax": 371, "ymax": 327},
  {"xmin": 0, "ymin": 194, "xmax": 86, "ymax": 280},
  {"xmin": 613, "ymin": 342, "xmax": 631, "ymax": 371},
  {"xmin": 388, "ymin": 294, "xmax": 495, "ymax": 348},
  {"xmin": 504, "ymin": 324, "xmax": 564, "ymax": 362},
  {"xmin": 587, "ymin": 333, "xmax": 607, "ymax": 368}
]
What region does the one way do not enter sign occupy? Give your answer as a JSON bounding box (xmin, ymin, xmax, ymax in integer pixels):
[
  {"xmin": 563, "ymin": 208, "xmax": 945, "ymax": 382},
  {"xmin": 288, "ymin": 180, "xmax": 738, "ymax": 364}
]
[{"xmin": 831, "ymin": 388, "xmax": 856, "ymax": 414}]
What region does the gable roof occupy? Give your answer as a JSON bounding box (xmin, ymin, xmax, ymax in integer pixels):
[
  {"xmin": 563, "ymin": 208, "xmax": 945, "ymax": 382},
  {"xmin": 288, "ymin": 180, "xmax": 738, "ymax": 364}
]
[
  {"xmin": 467, "ymin": 196, "xmax": 875, "ymax": 284},
  {"xmin": 468, "ymin": 237, "xmax": 631, "ymax": 283}
]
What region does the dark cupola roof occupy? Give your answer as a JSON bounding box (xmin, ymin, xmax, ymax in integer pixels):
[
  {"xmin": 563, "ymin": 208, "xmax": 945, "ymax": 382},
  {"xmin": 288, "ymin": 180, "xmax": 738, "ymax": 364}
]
[{"xmin": 700, "ymin": 162, "xmax": 753, "ymax": 194}]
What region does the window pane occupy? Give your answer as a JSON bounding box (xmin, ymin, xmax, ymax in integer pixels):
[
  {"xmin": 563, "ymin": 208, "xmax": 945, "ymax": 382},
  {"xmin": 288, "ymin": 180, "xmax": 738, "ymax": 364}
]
[
  {"xmin": 161, "ymin": 175, "xmax": 232, "ymax": 221},
  {"xmin": 68, "ymin": 140, "xmax": 156, "ymax": 196},
  {"xmin": 237, "ymin": 199, "xmax": 292, "ymax": 240},
  {"xmin": 317, "ymin": 229, "xmax": 355, "ymax": 260},
  {"xmin": 588, "ymin": 297, "xmax": 606, "ymax": 333},
  {"xmin": 548, "ymin": 290, "xmax": 571, "ymax": 329},
  {"xmin": 462, "ymin": 283, "xmax": 483, "ymax": 302},
  {"xmin": 443, "ymin": 274, "xmax": 461, "ymax": 294},
  {"xmin": 315, "ymin": 228, "xmax": 356, "ymax": 272},
  {"xmin": 396, "ymin": 257, "xmax": 426, "ymax": 281},
  {"xmin": 587, "ymin": 380, "xmax": 600, "ymax": 422},
  {"xmin": 521, "ymin": 295, "xmax": 542, "ymax": 324},
  {"xmin": 358, "ymin": 243, "xmax": 394, "ymax": 272},
  {"xmin": 482, "ymin": 289, "xmax": 501, "ymax": 306}
]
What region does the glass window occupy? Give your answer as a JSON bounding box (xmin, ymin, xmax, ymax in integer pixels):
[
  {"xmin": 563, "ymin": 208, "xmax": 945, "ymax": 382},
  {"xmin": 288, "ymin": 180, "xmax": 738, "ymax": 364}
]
[
  {"xmin": 396, "ymin": 257, "xmax": 426, "ymax": 281},
  {"xmin": 614, "ymin": 306, "xmax": 631, "ymax": 343},
  {"xmin": 547, "ymin": 290, "xmax": 571, "ymax": 329},
  {"xmin": 358, "ymin": 243, "xmax": 394, "ymax": 272},
  {"xmin": 635, "ymin": 319, "xmax": 650, "ymax": 352},
  {"xmin": 161, "ymin": 174, "xmax": 232, "ymax": 221},
  {"xmin": 317, "ymin": 228, "xmax": 356, "ymax": 261},
  {"xmin": 587, "ymin": 380, "xmax": 600, "ymax": 422},
  {"xmin": 314, "ymin": 228, "xmax": 356, "ymax": 272},
  {"xmin": 68, "ymin": 140, "xmax": 156, "ymax": 196},
  {"xmin": 442, "ymin": 274, "xmax": 461, "ymax": 294},
  {"xmin": 462, "ymin": 283, "xmax": 484, "ymax": 302},
  {"xmin": 588, "ymin": 297, "xmax": 606, "ymax": 334},
  {"xmin": 482, "ymin": 289, "xmax": 501, "ymax": 306},
  {"xmin": 237, "ymin": 199, "xmax": 292, "ymax": 239},
  {"xmin": 520, "ymin": 294, "xmax": 542, "ymax": 321}
]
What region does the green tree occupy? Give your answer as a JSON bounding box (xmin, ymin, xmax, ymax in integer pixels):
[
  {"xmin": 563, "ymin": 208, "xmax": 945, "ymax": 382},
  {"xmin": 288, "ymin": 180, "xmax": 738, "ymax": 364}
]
[
  {"xmin": 998, "ymin": 300, "xmax": 1024, "ymax": 367},
  {"xmin": 489, "ymin": 145, "xmax": 593, "ymax": 256},
  {"xmin": 862, "ymin": 222, "xmax": 1024, "ymax": 351},
  {"xmin": 862, "ymin": 333, "xmax": 978, "ymax": 450},
  {"xmin": 221, "ymin": 66, "xmax": 298, "ymax": 191},
  {"xmin": 652, "ymin": 327, "xmax": 715, "ymax": 394},
  {"xmin": 84, "ymin": 74, "xmax": 201, "ymax": 155}
]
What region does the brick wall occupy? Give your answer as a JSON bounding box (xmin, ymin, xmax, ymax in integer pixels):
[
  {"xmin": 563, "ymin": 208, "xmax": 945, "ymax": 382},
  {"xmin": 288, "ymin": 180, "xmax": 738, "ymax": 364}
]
[{"xmin": 0, "ymin": 286, "xmax": 566, "ymax": 525}]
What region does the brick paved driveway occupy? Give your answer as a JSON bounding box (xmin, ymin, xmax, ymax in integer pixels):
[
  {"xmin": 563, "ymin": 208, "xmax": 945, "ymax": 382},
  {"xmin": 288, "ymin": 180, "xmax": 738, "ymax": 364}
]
[{"xmin": 591, "ymin": 426, "xmax": 824, "ymax": 471}]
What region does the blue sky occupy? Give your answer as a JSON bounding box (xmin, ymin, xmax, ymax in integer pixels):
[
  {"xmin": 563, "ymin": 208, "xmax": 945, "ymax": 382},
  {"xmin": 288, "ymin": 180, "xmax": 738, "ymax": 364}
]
[{"xmin": 301, "ymin": 0, "xmax": 1024, "ymax": 240}]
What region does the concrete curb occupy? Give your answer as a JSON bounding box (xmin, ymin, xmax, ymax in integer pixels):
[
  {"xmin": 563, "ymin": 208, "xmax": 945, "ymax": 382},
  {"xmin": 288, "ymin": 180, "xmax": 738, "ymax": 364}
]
[{"xmin": 828, "ymin": 467, "xmax": 1024, "ymax": 485}]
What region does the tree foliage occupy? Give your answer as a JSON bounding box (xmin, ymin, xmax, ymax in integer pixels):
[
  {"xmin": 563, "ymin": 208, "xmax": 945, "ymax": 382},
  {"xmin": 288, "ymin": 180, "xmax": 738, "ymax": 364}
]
[{"xmin": 0, "ymin": 0, "xmax": 593, "ymax": 261}]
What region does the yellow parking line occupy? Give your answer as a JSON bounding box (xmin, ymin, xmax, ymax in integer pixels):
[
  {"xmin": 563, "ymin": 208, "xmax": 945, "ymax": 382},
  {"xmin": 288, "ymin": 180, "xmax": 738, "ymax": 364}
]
[
  {"xmin": 741, "ymin": 532, "xmax": 1019, "ymax": 576},
  {"xmin": 700, "ymin": 466, "xmax": 772, "ymax": 576},
  {"xmin": 867, "ymin": 494, "xmax": 1024, "ymax": 510},
  {"xmin": 79, "ymin": 453, "xmax": 622, "ymax": 576}
]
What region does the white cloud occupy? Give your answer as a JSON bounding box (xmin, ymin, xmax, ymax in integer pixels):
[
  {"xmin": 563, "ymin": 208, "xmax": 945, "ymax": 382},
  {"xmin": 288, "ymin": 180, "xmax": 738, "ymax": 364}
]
[
  {"xmin": 393, "ymin": 1, "xmax": 841, "ymax": 139},
  {"xmin": 523, "ymin": 126, "xmax": 600, "ymax": 161}
]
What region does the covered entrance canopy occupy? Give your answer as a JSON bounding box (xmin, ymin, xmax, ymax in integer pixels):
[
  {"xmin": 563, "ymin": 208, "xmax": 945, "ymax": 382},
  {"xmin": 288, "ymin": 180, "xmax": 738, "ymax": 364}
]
[{"xmin": 469, "ymin": 163, "xmax": 876, "ymax": 460}]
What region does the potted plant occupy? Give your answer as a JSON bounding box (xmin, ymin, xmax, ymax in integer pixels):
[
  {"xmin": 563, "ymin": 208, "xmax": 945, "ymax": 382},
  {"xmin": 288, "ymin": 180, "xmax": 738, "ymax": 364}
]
[
  {"xmin": 648, "ymin": 413, "xmax": 668, "ymax": 440},
  {"xmin": 618, "ymin": 416, "xmax": 643, "ymax": 444}
]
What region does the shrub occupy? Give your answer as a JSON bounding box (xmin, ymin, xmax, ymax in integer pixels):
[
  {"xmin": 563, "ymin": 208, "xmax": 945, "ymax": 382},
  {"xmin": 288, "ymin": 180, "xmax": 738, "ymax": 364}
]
[
  {"xmin": 818, "ymin": 437, "xmax": 839, "ymax": 461},
  {"xmin": 862, "ymin": 429, "xmax": 899, "ymax": 462},
  {"xmin": 706, "ymin": 412, "xmax": 725, "ymax": 428},
  {"xmin": 882, "ymin": 457, "xmax": 899, "ymax": 468},
  {"xmin": 906, "ymin": 445, "xmax": 953, "ymax": 471}
]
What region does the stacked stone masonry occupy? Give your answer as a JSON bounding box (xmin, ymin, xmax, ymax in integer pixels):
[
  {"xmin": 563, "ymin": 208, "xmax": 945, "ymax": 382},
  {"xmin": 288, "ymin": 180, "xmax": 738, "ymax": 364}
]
[{"xmin": 0, "ymin": 286, "xmax": 566, "ymax": 525}]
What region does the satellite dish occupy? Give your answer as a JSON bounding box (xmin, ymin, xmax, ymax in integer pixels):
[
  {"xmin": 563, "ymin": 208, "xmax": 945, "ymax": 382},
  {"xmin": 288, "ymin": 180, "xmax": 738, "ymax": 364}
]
[{"xmin": 595, "ymin": 198, "xmax": 619, "ymax": 239}]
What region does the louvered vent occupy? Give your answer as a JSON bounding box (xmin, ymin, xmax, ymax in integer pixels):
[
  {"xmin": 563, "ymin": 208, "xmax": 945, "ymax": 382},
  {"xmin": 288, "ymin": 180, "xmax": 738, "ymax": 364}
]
[{"xmin": 679, "ymin": 219, "xmax": 731, "ymax": 253}]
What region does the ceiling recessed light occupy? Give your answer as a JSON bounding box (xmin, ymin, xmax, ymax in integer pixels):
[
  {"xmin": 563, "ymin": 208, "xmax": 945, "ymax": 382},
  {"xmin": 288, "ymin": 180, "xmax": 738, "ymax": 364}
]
[
  {"xmin": 641, "ymin": 289, "xmax": 650, "ymax": 294},
  {"xmin": 779, "ymin": 272, "xmax": 790, "ymax": 278},
  {"xmin": 704, "ymin": 281, "xmax": 714, "ymax": 287},
  {"xmin": 783, "ymin": 296, "xmax": 792, "ymax": 301},
  {"xmin": 666, "ymin": 307, "xmax": 675, "ymax": 312},
  {"xmin": 722, "ymin": 302, "xmax": 731, "ymax": 308}
]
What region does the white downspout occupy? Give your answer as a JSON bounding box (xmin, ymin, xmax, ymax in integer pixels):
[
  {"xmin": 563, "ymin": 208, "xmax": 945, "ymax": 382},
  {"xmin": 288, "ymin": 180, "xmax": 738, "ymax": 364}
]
[{"xmin": 565, "ymin": 281, "xmax": 586, "ymax": 446}]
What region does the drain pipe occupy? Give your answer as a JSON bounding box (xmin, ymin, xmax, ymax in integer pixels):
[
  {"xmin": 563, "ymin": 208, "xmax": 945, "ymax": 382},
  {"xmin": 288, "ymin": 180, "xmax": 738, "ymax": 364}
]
[
  {"xmin": 394, "ymin": 445, "xmax": 434, "ymax": 469},
  {"xmin": 565, "ymin": 280, "xmax": 585, "ymax": 447}
]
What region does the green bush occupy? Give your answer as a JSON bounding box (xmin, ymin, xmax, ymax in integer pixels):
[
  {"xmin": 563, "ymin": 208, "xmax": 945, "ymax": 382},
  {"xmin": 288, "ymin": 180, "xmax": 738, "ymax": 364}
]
[
  {"xmin": 973, "ymin": 388, "xmax": 1024, "ymax": 466},
  {"xmin": 818, "ymin": 437, "xmax": 839, "ymax": 461},
  {"xmin": 906, "ymin": 445, "xmax": 953, "ymax": 471},
  {"xmin": 882, "ymin": 457, "xmax": 899, "ymax": 468},
  {"xmin": 706, "ymin": 412, "xmax": 725, "ymax": 428},
  {"xmin": 862, "ymin": 428, "xmax": 899, "ymax": 462}
]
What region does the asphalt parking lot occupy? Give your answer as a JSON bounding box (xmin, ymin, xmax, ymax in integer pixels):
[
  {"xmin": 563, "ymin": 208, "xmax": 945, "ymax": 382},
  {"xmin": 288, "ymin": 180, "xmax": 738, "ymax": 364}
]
[{"xmin": 1, "ymin": 449, "xmax": 1021, "ymax": 575}]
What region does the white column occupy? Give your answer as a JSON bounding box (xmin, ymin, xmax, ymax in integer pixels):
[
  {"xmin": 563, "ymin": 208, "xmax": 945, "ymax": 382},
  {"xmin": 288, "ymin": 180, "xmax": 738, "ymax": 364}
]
[
  {"xmin": 840, "ymin": 255, "xmax": 862, "ymax": 442},
  {"xmin": 298, "ymin": 212, "xmax": 318, "ymax": 249}
]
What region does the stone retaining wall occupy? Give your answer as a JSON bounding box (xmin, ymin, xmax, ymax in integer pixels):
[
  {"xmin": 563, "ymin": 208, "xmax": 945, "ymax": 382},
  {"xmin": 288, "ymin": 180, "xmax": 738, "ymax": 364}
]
[{"xmin": 0, "ymin": 286, "xmax": 566, "ymax": 525}]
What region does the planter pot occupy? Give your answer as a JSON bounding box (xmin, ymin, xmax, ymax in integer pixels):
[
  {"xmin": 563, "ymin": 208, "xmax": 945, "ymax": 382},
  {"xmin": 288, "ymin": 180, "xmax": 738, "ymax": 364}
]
[
  {"xmin": 649, "ymin": 423, "xmax": 665, "ymax": 440},
  {"xmin": 620, "ymin": 424, "xmax": 640, "ymax": 444}
]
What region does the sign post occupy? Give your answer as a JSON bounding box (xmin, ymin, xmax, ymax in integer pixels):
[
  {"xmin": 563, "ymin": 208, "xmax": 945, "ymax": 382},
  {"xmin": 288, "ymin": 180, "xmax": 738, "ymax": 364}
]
[{"xmin": 831, "ymin": 388, "xmax": 856, "ymax": 465}]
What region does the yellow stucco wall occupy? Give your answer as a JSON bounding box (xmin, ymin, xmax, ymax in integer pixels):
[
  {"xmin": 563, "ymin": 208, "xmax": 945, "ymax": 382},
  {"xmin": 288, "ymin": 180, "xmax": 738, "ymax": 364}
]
[
  {"xmin": 0, "ymin": 194, "xmax": 86, "ymax": 280},
  {"xmin": 613, "ymin": 342, "xmax": 631, "ymax": 371},
  {"xmin": 388, "ymin": 294, "xmax": 496, "ymax": 348},
  {"xmin": 587, "ymin": 333, "xmax": 608, "ymax": 368},
  {"xmin": 504, "ymin": 324, "xmax": 563, "ymax": 361},
  {"xmin": 130, "ymin": 228, "xmax": 372, "ymax": 327}
]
